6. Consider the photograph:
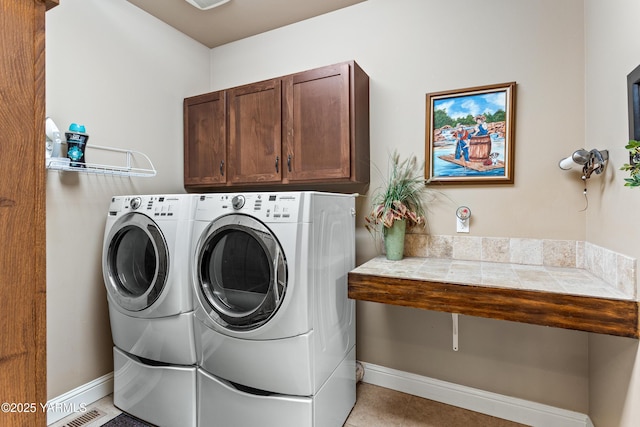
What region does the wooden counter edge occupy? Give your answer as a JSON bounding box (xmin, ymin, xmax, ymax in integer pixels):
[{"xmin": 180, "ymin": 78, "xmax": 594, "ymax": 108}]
[{"xmin": 348, "ymin": 271, "xmax": 640, "ymax": 338}]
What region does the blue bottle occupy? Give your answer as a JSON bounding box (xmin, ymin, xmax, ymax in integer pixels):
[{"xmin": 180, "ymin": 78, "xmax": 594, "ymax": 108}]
[{"xmin": 65, "ymin": 123, "xmax": 89, "ymax": 168}]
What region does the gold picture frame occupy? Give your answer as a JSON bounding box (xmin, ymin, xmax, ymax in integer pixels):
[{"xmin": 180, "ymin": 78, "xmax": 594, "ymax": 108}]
[{"xmin": 425, "ymin": 82, "xmax": 516, "ymax": 184}]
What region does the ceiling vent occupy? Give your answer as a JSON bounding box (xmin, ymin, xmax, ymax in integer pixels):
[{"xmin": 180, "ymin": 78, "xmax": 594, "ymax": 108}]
[{"xmin": 185, "ymin": 0, "xmax": 230, "ymax": 10}]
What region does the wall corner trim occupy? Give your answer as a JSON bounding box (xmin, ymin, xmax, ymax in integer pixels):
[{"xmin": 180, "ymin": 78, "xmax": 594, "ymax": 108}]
[
  {"xmin": 46, "ymin": 372, "xmax": 114, "ymax": 425},
  {"xmin": 360, "ymin": 361, "xmax": 592, "ymax": 427}
]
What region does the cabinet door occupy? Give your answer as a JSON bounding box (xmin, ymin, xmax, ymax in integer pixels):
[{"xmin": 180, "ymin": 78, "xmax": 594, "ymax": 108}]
[
  {"xmin": 283, "ymin": 63, "xmax": 351, "ymax": 182},
  {"xmin": 228, "ymin": 79, "xmax": 282, "ymax": 184},
  {"xmin": 184, "ymin": 91, "xmax": 227, "ymax": 186}
]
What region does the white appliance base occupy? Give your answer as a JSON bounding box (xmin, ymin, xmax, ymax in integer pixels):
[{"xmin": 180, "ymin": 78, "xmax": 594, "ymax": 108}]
[
  {"xmin": 197, "ymin": 347, "xmax": 355, "ymax": 427},
  {"xmin": 113, "ymin": 347, "xmax": 196, "ymax": 427},
  {"xmin": 109, "ymin": 306, "xmax": 196, "ymax": 365},
  {"xmin": 196, "ymin": 319, "xmax": 313, "ymax": 395}
]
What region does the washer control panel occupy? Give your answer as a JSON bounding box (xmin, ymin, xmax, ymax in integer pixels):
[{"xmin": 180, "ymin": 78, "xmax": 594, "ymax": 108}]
[{"xmin": 109, "ymin": 195, "xmax": 189, "ymax": 218}]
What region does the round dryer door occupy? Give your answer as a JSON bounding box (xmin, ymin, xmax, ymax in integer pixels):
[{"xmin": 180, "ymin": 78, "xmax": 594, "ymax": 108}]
[
  {"xmin": 196, "ymin": 214, "xmax": 287, "ymax": 331},
  {"xmin": 104, "ymin": 212, "xmax": 169, "ymax": 311}
]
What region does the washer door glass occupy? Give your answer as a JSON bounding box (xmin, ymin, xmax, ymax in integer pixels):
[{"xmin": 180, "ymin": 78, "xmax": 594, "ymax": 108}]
[
  {"xmin": 104, "ymin": 213, "xmax": 168, "ymax": 311},
  {"xmin": 197, "ymin": 214, "xmax": 287, "ymax": 331}
]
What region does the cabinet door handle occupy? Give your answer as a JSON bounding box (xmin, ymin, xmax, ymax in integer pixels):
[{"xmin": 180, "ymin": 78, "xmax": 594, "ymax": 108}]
[
  {"xmin": 219, "ymin": 160, "xmax": 224, "ymax": 176},
  {"xmin": 287, "ymin": 154, "xmax": 292, "ymax": 172},
  {"xmin": 275, "ymin": 156, "xmax": 279, "ymax": 173}
]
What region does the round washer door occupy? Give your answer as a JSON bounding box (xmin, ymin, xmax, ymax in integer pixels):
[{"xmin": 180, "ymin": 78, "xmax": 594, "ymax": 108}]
[
  {"xmin": 195, "ymin": 213, "xmax": 287, "ymax": 331},
  {"xmin": 103, "ymin": 212, "xmax": 169, "ymax": 312}
]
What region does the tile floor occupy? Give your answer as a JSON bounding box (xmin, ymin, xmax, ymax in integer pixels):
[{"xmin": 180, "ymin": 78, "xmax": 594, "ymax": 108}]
[
  {"xmin": 51, "ymin": 382, "xmax": 528, "ymax": 427},
  {"xmin": 344, "ymin": 383, "xmax": 528, "ymax": 427}
]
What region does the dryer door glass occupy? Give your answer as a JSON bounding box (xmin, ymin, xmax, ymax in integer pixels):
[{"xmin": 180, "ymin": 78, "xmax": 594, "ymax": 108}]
[
  {"xmin": 197, "ymin": 214, "xmax": 286, "ymax": 330},
  {"xmin": 105, "ymin": 213, "xmax": 168, "ymax": 311}
]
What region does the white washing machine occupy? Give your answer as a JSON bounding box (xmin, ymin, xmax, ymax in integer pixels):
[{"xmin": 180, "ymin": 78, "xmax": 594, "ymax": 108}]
[
  {"xmin": 191, "ymin": 192, "xmax": 356, "ymax": 427},
  {"xmin": 102, "ymin": 194, "xmax": 198, "ymax": 427}
]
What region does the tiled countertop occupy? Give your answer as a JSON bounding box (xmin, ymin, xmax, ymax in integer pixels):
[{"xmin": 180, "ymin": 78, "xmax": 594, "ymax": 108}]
[
  {"xmin": 348, "ymin": 256, "xmax": 640, "ymax": 338},
  {"xmin": 352, "ymin": 256, "xmax": 632, "ymax": 300}
]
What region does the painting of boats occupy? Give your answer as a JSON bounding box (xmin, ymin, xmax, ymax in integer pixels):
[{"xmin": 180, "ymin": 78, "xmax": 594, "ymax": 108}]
[
  {"xmin": 425, "ymin": 82, "xmax": 516, "ymax": 184},
  {"xmin": 437, "ymin": 134, "xmax": 503, "ymax": 172},
  {"xmin": 438, "ymin": 154, "xmax": 505, "ymax": 172},
  {"xmin": 434, "ymin": 130, "xmax": 505, "ymax": 176}
]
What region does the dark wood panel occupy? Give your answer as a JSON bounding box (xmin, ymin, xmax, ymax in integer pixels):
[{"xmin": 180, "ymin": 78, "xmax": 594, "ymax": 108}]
[
  {"xmin": 184, "ymin": 91, "xmax": 227, "ymax": 186},
  {"xmin": 351, "ymin": 61, "xmax": 370, "ymax": 188},
  {"xmin": 45, "ymin": 0, "xmax": 59, "ymax": 11},
  {"xmin": 283, "ymin": 63, "xmax": 350, "ymax": 181},
  {"xmin": 184, "ymin": 179, "xmax": 370, "ymax": 194},
  {"xmin": 348, "ymin": 272, "xmax": 640, "ymax": 338},
  {"xmin": 0, "ymin": 0, "xmax": 47, "ymax": 425},
  {"xmin": 228, "ymin": 79, "xmax": 282, "ymax": 183}
]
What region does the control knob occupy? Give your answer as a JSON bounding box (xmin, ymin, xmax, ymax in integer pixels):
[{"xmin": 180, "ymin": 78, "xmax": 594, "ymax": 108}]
[
  {"xmin": 130, "ymin": 197, "xmax": 142, "ymax": 210},
  {"xmin": 231, "ymin": 195, "xmax": 245, "ymax": 210}
]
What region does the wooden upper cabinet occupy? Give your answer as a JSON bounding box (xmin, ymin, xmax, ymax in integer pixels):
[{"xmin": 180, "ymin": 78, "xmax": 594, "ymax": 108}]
[
  {"xmin": 283, "ymin": 63, "xmax": 351, "ymax": 182},
  {"xmin": 282, "ymin": 61, "xmax": 369, "ymax": 192},
  {"xmin": 184, "ymin": 91, "xmax": 227, "ymax": 186},
  {"xmin": 228, "ymin": 79, "xmax": 282, "ymax": 184},
  {"xmin": 183, "ymin": 61, "xmax": 369, "ymax": 193}
]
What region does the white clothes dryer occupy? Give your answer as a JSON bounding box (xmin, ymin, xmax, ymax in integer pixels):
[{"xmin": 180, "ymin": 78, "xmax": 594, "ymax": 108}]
[
  {"xmin": 191, "ymin": 192, "xmax": 356, "ymax": 427},
  {"xmin": 103, "ymin": 194, "xmax": 198, "ymax": 427}
]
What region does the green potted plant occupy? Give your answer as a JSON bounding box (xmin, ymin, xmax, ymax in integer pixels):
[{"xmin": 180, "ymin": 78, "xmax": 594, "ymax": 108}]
[
  {"xmin": 620, "ymin": 140, "xmax": 640, "ymax": 187},
  {"xmin": 365, "ymin": 151, "xmax": 428, "ymax": 260}
]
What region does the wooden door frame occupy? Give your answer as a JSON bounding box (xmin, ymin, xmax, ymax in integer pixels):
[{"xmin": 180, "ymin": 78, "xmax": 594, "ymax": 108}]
[{"xmin": 0, "ymin": 0, "xmax": 56, "ymax": 425}]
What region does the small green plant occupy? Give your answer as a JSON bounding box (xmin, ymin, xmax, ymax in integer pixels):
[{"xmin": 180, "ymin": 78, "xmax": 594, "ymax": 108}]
[
  {"xmin": 365, "ymin": 151, "xmax": 429, "ymax": 231},
  {"xmin": 620, "ymin": 140, "xmax": 640, "ymax": 188}
]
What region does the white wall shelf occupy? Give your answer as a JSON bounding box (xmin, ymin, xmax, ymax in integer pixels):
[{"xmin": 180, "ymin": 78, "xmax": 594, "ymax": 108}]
[{"xmin": 46, "ymin": 144, "xmax": 156, "ymax": 178}]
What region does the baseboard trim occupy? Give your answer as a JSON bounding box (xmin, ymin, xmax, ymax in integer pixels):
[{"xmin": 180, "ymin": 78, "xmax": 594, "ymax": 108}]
[
  {"xmin": 46, "ymin": 372, "xmax": 114, "ymax": 425},
  {"xmin": 360, "ymin": 362, "xmax": 592, "ymax": 427},
  {"xmin": 47, "ymin": 364, "xmax": 594, "ymax": 427}
]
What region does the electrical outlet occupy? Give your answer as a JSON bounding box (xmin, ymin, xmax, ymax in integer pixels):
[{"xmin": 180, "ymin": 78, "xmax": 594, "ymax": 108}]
[
  {"xmin": 456, "ymin": 206, "xmax": 471, "ymax": 233},
  {"xmin": 456, "ymin": 218, "xmax": 470, "ymax": 233}
]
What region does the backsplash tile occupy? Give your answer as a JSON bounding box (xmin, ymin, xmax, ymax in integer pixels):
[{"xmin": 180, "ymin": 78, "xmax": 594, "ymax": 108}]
[
  {"xmin": 602, "ymin": 248, "xmax": 617, "ymax": 289},
  {"xmin": 404, "ymin": 233, "xmax": 429, "ymax": 258},
  {"xmin": 510, "ymin": 238, "xmax": 543, "ymax": 265},
  {"xmin": 617, "ymin": 254, "xmax": 636, "ymax": 296},
  {"xmin": 584, "ymin": 243, "xmax": 604, "ymax": 279},
  {"xmin": 542, "ymin": 240, "xmax": 576, "ymax": 268},
  {"xmin": 582, "ymin": 242, "xmax": 637, "ymax": 297},
  {"xmin": 427, "ymin": 235, "xmax": 453, "ymax": 259},
  {"xmin": 452, "ymin": 236, "xmax": 482, "ymax": 261},
  {"xmin": 481, "ymin": 237, "xmax": 510, "ymax": 263},
  {"xmin": 575, "ymin": 241, "xmax": 585, "ymax": 269}
]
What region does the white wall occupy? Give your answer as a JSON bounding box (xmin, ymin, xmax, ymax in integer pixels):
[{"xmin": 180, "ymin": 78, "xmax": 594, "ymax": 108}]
[
  {"xmin": 583, "ymin": 1, "xmax": 640, "ymax": 426},
  {"xmin": 209, "ymin": 0, "xmax": 591, "ymax": 413},
  {"xmin": 44, "ymin": 0, "xmax": 640, "ymax": 424},
  {"xmin": 45, "ymin": 0, "xmax": 210, "ymax": 399}
]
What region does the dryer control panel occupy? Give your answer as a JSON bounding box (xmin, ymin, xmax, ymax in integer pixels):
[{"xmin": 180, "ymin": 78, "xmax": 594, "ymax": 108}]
[{"xmin": 195, "ymin": 192, "xmax": 302, "ymax": 223}]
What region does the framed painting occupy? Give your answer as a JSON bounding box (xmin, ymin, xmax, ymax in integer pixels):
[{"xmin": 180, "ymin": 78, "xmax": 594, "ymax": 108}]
[
  {"xmin": 425, "ymin": 82, "xmax": 516, "ymax": 184},
  {"xmin": 628, "ymin": 64, "xmax": 640, "ymax": 142}
]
